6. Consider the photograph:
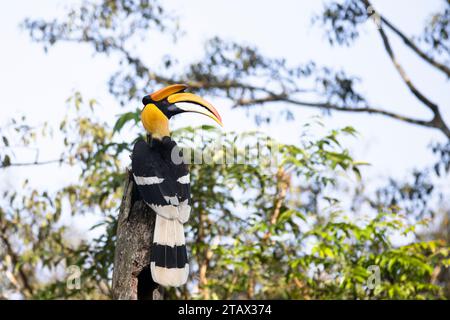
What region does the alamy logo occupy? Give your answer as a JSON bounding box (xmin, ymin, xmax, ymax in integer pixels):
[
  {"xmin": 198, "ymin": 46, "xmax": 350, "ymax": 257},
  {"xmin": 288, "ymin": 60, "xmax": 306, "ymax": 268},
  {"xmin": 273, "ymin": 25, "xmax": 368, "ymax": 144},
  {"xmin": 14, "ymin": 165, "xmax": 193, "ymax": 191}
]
[
  {"xmin": 66, "ymin": 265, "xmax": 81, "ymax": 290},
  {"xmin": 170, "ymin": 131, "xmax": 280, "ymax": 166},
  {"xmin": 366, "ymin": 265, "xmax": 381, "ymax": 290}
]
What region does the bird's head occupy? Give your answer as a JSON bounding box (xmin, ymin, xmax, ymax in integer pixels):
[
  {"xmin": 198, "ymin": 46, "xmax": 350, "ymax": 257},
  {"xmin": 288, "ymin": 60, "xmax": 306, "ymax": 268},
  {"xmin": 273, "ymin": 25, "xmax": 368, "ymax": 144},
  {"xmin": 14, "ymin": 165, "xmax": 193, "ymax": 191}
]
[{"xmin": 141, "ymin": 84, "xmax": 223, "ymax": 139}]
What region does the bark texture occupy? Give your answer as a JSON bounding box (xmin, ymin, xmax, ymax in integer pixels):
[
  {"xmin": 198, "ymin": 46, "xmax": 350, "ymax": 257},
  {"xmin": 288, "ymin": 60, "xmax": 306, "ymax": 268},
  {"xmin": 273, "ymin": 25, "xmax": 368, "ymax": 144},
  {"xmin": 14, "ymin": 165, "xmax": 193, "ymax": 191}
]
[{"xmin": 111, "ymin": 170, "xmax": 163, "ymax": 300}]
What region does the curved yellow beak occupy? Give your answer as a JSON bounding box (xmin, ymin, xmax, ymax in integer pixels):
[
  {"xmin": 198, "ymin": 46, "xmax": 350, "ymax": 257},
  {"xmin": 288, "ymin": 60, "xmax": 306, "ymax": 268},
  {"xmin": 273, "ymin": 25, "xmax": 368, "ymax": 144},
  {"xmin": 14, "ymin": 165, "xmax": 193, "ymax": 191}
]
[
  {"xmin": 143, "ymin": 84, "xmax": 223, "ymax": 127},
  {"xmin": 167, "ymin": 92, "xmax": 223, "ymax": 127}
]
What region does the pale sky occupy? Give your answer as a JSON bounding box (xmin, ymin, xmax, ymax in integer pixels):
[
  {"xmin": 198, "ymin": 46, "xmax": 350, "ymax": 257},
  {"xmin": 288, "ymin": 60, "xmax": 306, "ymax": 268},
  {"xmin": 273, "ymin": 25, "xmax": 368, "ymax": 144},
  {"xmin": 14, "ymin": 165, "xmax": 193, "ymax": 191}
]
[{"xmin": 1, "ymin": 0, "xmax": 449, "ymax": 234}]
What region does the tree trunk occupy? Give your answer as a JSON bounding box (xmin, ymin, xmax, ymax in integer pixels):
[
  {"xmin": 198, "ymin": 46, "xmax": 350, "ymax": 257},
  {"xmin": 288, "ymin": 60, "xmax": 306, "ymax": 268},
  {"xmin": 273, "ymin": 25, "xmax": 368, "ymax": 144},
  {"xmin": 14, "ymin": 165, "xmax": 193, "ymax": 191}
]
[{"xmin": 111, "ymin": 170, "xmax": 163, "ymax": 300}]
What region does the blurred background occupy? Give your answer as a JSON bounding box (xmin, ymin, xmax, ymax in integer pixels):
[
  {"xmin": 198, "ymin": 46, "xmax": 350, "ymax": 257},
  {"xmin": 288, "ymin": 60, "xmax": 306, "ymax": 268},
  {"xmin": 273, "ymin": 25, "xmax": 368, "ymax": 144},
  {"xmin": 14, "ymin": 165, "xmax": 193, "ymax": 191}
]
[{"xmin": 0, "ymin": 0, "xmax": 449, "ymax": 299}]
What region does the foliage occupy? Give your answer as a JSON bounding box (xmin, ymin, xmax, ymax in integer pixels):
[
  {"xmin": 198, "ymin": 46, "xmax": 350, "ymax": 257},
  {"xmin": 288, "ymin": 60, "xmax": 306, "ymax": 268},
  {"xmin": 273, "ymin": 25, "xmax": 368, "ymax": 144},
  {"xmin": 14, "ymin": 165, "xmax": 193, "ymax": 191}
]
[
  {"xmin": 0, "ymin": 0, "xmax": 449, "ymax": 300},
  {"xmin": 1, "ymin": 100, "xmax": 449, "ymax": 299},
  {"xmin": 168, "ymin": 125, "xmax": 449, "ymax": 300}
]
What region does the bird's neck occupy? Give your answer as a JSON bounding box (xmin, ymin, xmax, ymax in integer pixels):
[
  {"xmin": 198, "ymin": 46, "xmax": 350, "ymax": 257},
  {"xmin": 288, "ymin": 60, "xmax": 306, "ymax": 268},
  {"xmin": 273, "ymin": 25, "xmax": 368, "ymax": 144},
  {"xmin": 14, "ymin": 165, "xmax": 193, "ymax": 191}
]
[
  {"xmin": 147, "ymin": 133, "xmax": 175, "ymax": 151},
  {"xmin": 150, "ymin": 125, "xmax": 170, "ymax": 140},
  {"xmin": 142, "ymin": 105, "xmax": 170, "ymax": 139},
  {"xmin": 147, "ymin": 131, "xmax": 170, "ymax": 145}
]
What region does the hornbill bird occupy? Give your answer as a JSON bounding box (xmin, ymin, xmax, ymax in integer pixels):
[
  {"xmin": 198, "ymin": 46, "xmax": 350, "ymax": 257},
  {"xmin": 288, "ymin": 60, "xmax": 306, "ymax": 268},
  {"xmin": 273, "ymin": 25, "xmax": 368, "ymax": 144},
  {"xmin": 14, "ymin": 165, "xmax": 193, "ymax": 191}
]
[{"xmin": 131, "ymin": 84, "xmax": 222, "ymax": 287}]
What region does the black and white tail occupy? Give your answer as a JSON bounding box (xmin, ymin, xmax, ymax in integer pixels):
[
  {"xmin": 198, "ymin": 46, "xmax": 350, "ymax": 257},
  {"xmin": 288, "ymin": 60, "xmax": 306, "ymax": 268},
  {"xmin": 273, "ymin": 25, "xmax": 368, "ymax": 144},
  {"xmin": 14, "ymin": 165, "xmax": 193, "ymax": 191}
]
[{"xmin": 150, "ymin": 213, "xmax": 189, "ymax": 287}]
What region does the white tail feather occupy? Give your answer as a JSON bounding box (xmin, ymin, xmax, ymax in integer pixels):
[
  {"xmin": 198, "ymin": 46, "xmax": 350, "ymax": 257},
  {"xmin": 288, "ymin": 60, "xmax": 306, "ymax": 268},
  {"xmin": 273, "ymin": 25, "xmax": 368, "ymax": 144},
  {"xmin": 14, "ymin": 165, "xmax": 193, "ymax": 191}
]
[
  {"xmin": 151, "ymin": 214, "xmax": 189, "ymax": 287},
  {"xmin": 153, "ymin": 214, "xmax": 185, "ymax": 246},
  {"xmin": 150, "ymin": 262, "xmax": 189, "ymax": 287}
]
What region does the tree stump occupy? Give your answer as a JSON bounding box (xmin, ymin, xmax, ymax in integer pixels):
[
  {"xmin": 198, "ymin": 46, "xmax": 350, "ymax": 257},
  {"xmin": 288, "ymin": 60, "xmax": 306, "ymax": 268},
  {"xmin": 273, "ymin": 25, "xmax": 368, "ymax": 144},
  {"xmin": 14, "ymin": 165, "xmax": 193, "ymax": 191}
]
[{"xmin": 111, "ymin": 170, "xmax": 163, "ymax": 300}]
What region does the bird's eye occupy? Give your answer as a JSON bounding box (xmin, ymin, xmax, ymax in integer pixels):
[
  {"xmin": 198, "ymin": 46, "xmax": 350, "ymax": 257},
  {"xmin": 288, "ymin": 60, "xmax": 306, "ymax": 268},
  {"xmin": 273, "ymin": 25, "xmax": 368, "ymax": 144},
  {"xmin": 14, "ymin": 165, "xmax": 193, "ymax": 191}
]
[{"xmin": 142, "ymin": 95, "xmax": 153, "ymax": 106}]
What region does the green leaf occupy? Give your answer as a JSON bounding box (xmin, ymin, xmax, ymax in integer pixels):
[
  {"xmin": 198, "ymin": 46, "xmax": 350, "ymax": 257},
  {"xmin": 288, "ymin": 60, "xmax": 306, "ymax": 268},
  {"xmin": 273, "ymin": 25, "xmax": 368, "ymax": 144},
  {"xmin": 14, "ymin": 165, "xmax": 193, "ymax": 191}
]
[{"xmin": 113, "ymin": 110, "xmax": 140, "ymax": 133}]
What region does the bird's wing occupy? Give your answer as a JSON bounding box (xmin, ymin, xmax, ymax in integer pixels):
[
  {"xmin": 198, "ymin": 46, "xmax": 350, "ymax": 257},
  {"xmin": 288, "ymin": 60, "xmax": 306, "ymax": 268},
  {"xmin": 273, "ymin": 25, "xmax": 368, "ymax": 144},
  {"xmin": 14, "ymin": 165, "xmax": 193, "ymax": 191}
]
[
  {"xmin": 131, "ymin": 138, "xmax": 190, "ymax": 223},
  {"xmin": 132, "ymin": 138, "xmax": 190, "ymax": 287}
]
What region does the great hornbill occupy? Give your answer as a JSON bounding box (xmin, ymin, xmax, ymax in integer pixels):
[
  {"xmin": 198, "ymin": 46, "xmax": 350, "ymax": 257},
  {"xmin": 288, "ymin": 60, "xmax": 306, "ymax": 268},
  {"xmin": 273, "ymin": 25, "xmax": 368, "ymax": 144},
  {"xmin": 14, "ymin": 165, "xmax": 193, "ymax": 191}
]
[{"xmin": 131, "ymin": 84, "xmax": 223, "ymax": 287}]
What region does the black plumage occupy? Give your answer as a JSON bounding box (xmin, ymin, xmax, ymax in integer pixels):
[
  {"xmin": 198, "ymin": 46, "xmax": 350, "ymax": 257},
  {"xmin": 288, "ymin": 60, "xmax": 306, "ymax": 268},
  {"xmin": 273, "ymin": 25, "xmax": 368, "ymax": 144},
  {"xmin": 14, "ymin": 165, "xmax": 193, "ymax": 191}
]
[
  {"xmin": 131, "ymin": 136, "xmax": 191, "ymax": 286},
  {"xmin": 132, "ymin": 137, "xmax": 190, "ymax": 206}
]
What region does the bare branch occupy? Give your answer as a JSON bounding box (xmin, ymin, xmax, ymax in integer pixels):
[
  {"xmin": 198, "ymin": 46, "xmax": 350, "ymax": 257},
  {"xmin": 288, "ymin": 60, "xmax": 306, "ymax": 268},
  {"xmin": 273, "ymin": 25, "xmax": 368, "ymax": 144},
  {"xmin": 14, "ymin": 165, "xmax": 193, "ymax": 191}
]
[
  {"xmin": 235, "ymin": 92, "xmax": 433, "ymax": 127},
  {"xmin": 0, "ymin": 158, "xmax": 65, "ymax": 169},
  {"xmin": 362, "ymin": 0, "xmax": 450, "ymax": 78},
  {"xmin": 117, "ymin": 43, "xmax": 450, "ymax": 138},
  {"xmin": 378, "ymin": 27, "xmax": 440, "ymax": 112},
  {"xmin": 41, "ymin": 25, "xmax": 450, "ymax": 139},
  {"xmin": 377, "ymin": 24, "xmax": 450, "ymax": 138}
]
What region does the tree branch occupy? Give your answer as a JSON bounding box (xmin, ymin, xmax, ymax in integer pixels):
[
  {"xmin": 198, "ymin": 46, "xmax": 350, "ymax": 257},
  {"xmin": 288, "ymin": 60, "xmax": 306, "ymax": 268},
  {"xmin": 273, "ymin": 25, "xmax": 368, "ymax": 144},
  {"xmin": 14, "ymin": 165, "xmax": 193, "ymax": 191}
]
[
  {"xmin": 263, "ymin": 167, "xmax": 290, "ymax": 242},
  {"xmin": 377, "ymin": 27, "xmax": 437, "ymax": 110},
  {"xmin": 376, "ymin": 24, "xmax": 450, "ymax": 138},
  {"xmin": 49, "ymin": 30, "xmax": 450, "ymax": 138},
  {"xmin": 362, "ymin": 0, "xmax": 450, "ymax": 78},
  {"xmin": 235, "ymin": 91, "xmax": 437, "ymax": 126},
  {"xmin": 0, "ymin": 158, "xmax": 65, "ymax": 168},
  {"xmin": 0, "ymin": 230, "xmax": 34, "ymax": 297}
]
